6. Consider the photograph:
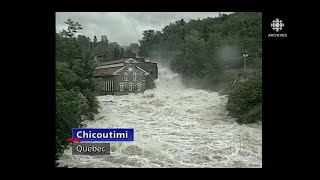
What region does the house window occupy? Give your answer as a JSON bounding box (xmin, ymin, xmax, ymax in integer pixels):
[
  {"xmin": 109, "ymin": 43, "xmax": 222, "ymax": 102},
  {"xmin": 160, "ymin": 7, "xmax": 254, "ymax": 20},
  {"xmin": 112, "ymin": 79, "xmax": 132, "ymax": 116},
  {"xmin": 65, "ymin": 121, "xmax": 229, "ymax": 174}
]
[
  {"xmin": 129, "ymin": 83, "xmax": 133, "ymax": 91},
  {"xmin": 124, "ymin": 72, "xmax": 128, "ymax": 81},
  {"xmin": 133, "ymin": 72, "xmax": 137, "ymax": 81},
  {"xmin": 137, "ymin": 83, "xmax": 141, "ymax": 91},
  {"xmin": 119, "ymin": 83, "xmax": 123, "ymax": 91}
]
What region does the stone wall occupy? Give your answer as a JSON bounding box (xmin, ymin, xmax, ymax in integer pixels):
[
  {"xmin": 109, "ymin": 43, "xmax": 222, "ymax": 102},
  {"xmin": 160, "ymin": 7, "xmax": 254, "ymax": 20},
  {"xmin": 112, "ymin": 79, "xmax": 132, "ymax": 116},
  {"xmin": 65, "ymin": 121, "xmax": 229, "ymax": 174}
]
[{"xmin": 137, "ymin": 62, "xmax": 158, "ymax": 89}]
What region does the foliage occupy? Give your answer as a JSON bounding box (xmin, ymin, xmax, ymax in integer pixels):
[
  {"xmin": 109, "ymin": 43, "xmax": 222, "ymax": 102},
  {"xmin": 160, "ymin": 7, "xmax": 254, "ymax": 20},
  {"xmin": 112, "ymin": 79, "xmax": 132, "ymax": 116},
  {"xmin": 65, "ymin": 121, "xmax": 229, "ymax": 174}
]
[
  {"xmin": 123, "ymin": 49, "xmax": 136, "ymax": 58},
  {"xmin": 136, "ymin": 12, "xmax": 262, "ymax": 124},
  {"xmin": 56, "ymin": 87, "xmax": 88, "ymax": 159},
  {"xmin": 226, "ymin": 73, "xmax": 262, "ymax": 124},
  {"xmin": 56, "ymin": 19, "xmax": 100, "ymax": 160},
  {"xmin": 137, "ymin": 12, "xmax": 262, "ymax": 88},
  {"xmin": 61, "ymin": 19, "xmax": 83, "ymax": 38}
]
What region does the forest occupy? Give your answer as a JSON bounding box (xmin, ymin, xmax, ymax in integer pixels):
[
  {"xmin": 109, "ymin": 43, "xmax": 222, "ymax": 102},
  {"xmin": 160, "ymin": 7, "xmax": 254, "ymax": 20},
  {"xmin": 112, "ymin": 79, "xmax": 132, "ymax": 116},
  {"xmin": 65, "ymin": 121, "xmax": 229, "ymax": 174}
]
[{"xmin": 138, "ymin": 12, "xmax": 262, "ymax": 90}]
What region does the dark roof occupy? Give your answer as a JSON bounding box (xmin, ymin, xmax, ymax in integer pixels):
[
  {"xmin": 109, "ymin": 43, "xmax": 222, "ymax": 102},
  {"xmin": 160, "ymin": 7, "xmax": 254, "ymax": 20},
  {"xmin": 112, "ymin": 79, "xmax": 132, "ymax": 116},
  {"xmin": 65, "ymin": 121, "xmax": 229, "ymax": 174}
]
[
  {"xmin": 93, "ymin": 57, "xmax": 152, "ymax": 77},
  {"xmin": 95, "ymin": 57, "xmax": 147, "ymax": 67},
  {"xmin": 144, "ymin": 61, "xmax": 157, "ymax": 64},
  {"xmin": 96, "ymin": 59, "xmax": 128, "ymax": 66},
  {"xmin": 93, "ymin": 67, "xmax": 122, "ymax": 77}
]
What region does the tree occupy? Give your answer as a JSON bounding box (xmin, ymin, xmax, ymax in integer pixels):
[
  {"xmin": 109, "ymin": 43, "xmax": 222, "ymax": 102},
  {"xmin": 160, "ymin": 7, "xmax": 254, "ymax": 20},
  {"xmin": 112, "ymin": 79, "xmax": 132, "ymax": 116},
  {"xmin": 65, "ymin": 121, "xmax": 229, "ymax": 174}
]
[
  {"xmin": 93, "ymin": 35, "xmax": 109, "ymax": 61},
  {"xmin": 123, "ymin": 49, "xmax": 136, "ymax": 58},
  {"xmin": 56, "ymin": 87, "xmax": 88, "ymax": 159},
  {"xmin": 101, "ymin": 35, "xmax": 108, "ymax": 43},
  {"xmin": 139, "ymin": 30, "xmax": 156, "ymax": 57},
  {"xmin": 56, "ymin": 19, "xmax": 99, "ymax": 162},
  {"xmin": 129, "ymin": 43, "xmax": 139, "ymax": 56},
  {"xmin": 176, "ymin": 19, "xmax": 186, "ymax": 26},
  {"xmin": 56, "ymin": 33, "xmax": 82, "ymax": 62},
  {"xmin": 77, "ymin": 35, "xmax": 92, "ymax": 59},
  {"xmin": 107, "ymin": 42, "xmax": 121, "ymax": 60},
  {"xmin": 93, "ymin": 35, "xmax": 97, "ymax": 45},
  {"xmin": 57, "ymin": 19, "xmax": 84, "ymax": 62},
  {"xmin": 120, "ymin": 48, "xmax": 124, "ymax": 58},
  {"xmin": 63, "ymin": 19, "xmax": 83, "ymax": 38},
  {"xmin": 112, "ymin": 48, "xmax": 120, "ymax": 59},
  {"xmin": 226, "ymin": 72, "xmax": 262, "ymax": 124},
  {"xmin": 183, "ymin": 30, "xmax": 207, "ymax": 78},
  {"xmin": 137, "ymin": 12, "xmax": 262, "ymax": 89}
]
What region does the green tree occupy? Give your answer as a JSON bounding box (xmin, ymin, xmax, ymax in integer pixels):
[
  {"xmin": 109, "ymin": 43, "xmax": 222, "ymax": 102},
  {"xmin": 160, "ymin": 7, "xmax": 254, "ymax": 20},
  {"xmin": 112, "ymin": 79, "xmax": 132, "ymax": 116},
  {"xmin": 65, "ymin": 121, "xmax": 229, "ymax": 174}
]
[
  {"xmin": 77, "ymin": 35, "xmax": 92, "ymax": 59},
  {"xmin": 107, "ymin": 42, "xmax": 121, "ymax": 60},
  {"xmin": 93, "ymin": 35, "xmax": 97, "ymax": 45},
  {"xmin": 226, "ymin": 72, "xmax": 262, "ymax": 124},
  {"xmin": 137, "ymin": 12, "xmax": 262, "ymax": 89},
  {"xmin": 138, "ymin": 30, "xmax": 155, "ymax": 57},
  {"xmin": 62, "ymin": 19, "xmax": 83, "ymax": 38},
  {"xmin": 112, "ymin": 48, "xmax": 120, "ymax": 59},
  {"xmin": 183, "ymin": 30, "xmax": 207, "ymax": 78},
  {"xmin": 120, "ymin": 48, "xmax": 124, "ymax": 58},
  {"xmin": 56, "ymin": 33, "xmax": 81, "ymax": 62},
  {"xmin": 56, "ymin": 19, "xmax": 100, "ymax": 162},
  {"xmin": 93, "ymin": 35, "xmax": 109, "ymax": 61},
  {"xmin": 129, "ymin": 43, "xmax": 139, "ymax": 56},
  {"xmin": 123, "ymin": 49, "xmax": 136, "ymax": 58},
  {"xmin": 56, "ymin": 87, "xmax": 88, "ymax": 159}
]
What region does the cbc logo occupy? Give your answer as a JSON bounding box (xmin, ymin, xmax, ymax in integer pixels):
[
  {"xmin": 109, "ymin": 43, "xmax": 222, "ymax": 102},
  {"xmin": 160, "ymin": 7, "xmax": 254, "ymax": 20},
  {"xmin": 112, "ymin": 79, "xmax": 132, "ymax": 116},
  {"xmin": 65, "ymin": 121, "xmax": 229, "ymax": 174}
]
[{"xmin": 271, "ymin": 18, "xmax": 284, "ymax": 32}]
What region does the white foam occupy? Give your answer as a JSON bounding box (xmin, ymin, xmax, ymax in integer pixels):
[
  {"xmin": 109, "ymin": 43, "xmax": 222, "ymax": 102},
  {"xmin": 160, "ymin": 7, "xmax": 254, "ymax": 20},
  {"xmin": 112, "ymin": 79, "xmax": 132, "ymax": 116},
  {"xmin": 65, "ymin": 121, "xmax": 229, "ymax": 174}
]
[{"xmin": 57, "ymin": 65, "xmax": 262, "ymax": 168}]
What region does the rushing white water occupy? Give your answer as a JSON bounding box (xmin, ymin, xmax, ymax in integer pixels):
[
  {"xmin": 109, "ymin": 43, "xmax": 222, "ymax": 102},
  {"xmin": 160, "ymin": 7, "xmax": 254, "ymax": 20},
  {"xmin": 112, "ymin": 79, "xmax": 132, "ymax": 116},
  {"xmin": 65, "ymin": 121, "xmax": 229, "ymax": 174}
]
[{"xmin": 57, "ymin": 64, "xmax": 262, "ymax": 168}]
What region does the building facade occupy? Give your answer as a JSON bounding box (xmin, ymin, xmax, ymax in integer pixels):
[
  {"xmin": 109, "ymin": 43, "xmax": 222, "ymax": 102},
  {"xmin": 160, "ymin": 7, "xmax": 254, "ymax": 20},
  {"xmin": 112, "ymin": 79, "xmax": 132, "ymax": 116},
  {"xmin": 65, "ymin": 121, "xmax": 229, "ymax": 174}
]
[{"xmin": 94, "ymin": 58, "xmax": 158, "ymax": 95}]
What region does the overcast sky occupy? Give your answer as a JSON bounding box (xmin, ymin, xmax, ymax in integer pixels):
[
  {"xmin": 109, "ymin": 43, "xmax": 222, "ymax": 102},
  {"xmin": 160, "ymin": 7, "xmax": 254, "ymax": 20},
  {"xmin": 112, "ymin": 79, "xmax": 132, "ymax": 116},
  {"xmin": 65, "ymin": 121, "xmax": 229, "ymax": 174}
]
[{"xmin": 56, "ymin": 12, "xmax": 233, "ymax": 46}]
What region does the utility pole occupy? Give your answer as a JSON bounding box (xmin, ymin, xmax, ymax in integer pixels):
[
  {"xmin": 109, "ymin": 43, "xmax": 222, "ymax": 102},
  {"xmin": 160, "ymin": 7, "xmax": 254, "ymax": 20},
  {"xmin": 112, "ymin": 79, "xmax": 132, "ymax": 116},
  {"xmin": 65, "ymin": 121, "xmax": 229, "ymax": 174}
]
[{"xmin": 242, "ymin": 50, "xmax": 248, "ymax": 80}]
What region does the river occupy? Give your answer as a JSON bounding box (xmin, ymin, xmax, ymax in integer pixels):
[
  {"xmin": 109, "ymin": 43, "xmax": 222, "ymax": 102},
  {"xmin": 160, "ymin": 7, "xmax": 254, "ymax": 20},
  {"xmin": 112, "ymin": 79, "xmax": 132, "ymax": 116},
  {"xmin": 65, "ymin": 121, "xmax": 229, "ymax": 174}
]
[{"xmin": 57, "ymin": 63, "xmax": 262, "ymax": 168}]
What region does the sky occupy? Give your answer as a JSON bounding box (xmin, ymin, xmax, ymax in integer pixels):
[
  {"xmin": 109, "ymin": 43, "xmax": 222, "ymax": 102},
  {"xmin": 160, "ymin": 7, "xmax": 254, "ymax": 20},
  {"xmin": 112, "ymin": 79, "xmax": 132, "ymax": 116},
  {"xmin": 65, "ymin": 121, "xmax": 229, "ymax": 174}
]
[{"xmin": 56, "ymin": 12, "xmax": 233, "ymax": 46}]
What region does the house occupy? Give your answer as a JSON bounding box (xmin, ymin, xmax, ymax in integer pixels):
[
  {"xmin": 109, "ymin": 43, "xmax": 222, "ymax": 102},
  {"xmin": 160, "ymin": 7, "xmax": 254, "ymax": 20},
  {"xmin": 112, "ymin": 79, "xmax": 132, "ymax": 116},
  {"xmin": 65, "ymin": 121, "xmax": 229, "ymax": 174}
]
[{"xmin": 93, "ymin": 58, "xmax": 158, "ymax": 95}]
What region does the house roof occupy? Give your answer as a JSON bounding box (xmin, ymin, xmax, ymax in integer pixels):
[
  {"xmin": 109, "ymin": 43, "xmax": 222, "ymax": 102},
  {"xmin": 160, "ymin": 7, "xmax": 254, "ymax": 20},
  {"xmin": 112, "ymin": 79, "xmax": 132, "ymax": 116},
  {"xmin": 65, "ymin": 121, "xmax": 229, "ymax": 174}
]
[
  {"xmin": 93, "ymin": 57, "xmax": 151, "ymax": 77},
  {"xmin": 136, "ymin": 66, "xmax": 149, "ymax": 75},
  {"xmin": 95, "ymin": 63, "xmax": 124, "ymax": 69},
  {"xmin": 95, "ymin": 57, "xmax": 147, "ymax": 66},
  {"xmin": 112, "ymin": 65, "xmax": 149, "ymax": 76},
  {"xmin": 96, "ymin": 59, "xmax": 128, "ymax": 66},
  {"xmin": 93, "ymin": 67, "xmax": 123, "ymax": 77}
]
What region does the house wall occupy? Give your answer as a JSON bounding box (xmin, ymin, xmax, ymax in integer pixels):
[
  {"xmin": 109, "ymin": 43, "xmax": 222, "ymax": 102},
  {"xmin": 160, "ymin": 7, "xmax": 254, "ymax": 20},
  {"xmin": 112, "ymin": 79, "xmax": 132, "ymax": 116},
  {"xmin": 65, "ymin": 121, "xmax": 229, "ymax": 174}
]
[
  {"xmin": 137, "ymin": 62, "xmax": 158, "ymax": 89},
  {"xmin": 96, "ymin": 76, "xmax": 116, "ymax": 95},
  {"xmin": 138, "ymin": 62, "xmax": 158, "ymax": 80},
  {"xmin": 115, "ymin": 63, "xmax": 148, "ymax": 94}
]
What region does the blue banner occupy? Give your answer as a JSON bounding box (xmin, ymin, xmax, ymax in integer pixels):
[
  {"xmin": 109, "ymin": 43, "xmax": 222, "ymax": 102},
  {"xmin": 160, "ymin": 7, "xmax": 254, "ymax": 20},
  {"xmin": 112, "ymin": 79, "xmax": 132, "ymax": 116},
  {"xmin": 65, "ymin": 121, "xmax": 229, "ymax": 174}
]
[{"xmin": 72, "ymin": 128, "xmax": 134, "ymax": 142}]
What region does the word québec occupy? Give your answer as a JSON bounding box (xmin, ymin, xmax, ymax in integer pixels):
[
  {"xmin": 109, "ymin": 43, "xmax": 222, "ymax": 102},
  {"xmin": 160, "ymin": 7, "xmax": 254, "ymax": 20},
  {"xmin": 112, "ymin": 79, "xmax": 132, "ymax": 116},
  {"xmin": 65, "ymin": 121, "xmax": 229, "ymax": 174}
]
[
  {"xmin": 75, "ymin": 144, "xmax": 107, "ymax": 153},
  {"xmin": 71, "ymin": 142, "xmax": 110, "ymax": 155}
]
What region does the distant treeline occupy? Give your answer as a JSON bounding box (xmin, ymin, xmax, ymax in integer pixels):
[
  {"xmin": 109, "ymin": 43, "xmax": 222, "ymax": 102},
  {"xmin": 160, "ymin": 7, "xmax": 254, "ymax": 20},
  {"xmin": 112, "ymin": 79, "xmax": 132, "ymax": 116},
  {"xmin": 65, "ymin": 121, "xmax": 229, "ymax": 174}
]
[
  {"xmin": 57, "ymin": 32, "xmax": 139, "ymax": 63},
  {"xmin": 138, "ymin": 12, "xmax": 262, "ymax": 86}
]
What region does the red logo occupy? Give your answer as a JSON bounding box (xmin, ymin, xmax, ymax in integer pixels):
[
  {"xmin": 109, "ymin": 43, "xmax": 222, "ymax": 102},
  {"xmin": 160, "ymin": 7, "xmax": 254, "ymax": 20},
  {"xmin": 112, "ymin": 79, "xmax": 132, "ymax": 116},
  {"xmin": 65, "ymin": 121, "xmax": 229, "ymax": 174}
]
[{"xmin": 67, "ymin": 138, "xmax": 81, "ymax": 143}]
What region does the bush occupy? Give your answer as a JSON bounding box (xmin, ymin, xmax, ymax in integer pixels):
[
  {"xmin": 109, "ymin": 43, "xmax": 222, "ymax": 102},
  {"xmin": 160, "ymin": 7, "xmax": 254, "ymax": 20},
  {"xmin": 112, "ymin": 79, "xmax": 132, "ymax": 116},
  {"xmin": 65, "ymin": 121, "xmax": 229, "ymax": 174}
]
[
  {"xmin": 237, "ymin": 103, "xmax": 262, "ymax": 124},
  {"xmin": 56, "ymin": 87, "xmax": 88, "ymax": 159},
  {"xmin": 226, "ymin": 73, "xmax": 262, "ymax": 124},
  {"xmin": 81, "ymin": 88, "xmax": 100, "ymax": 119}
]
